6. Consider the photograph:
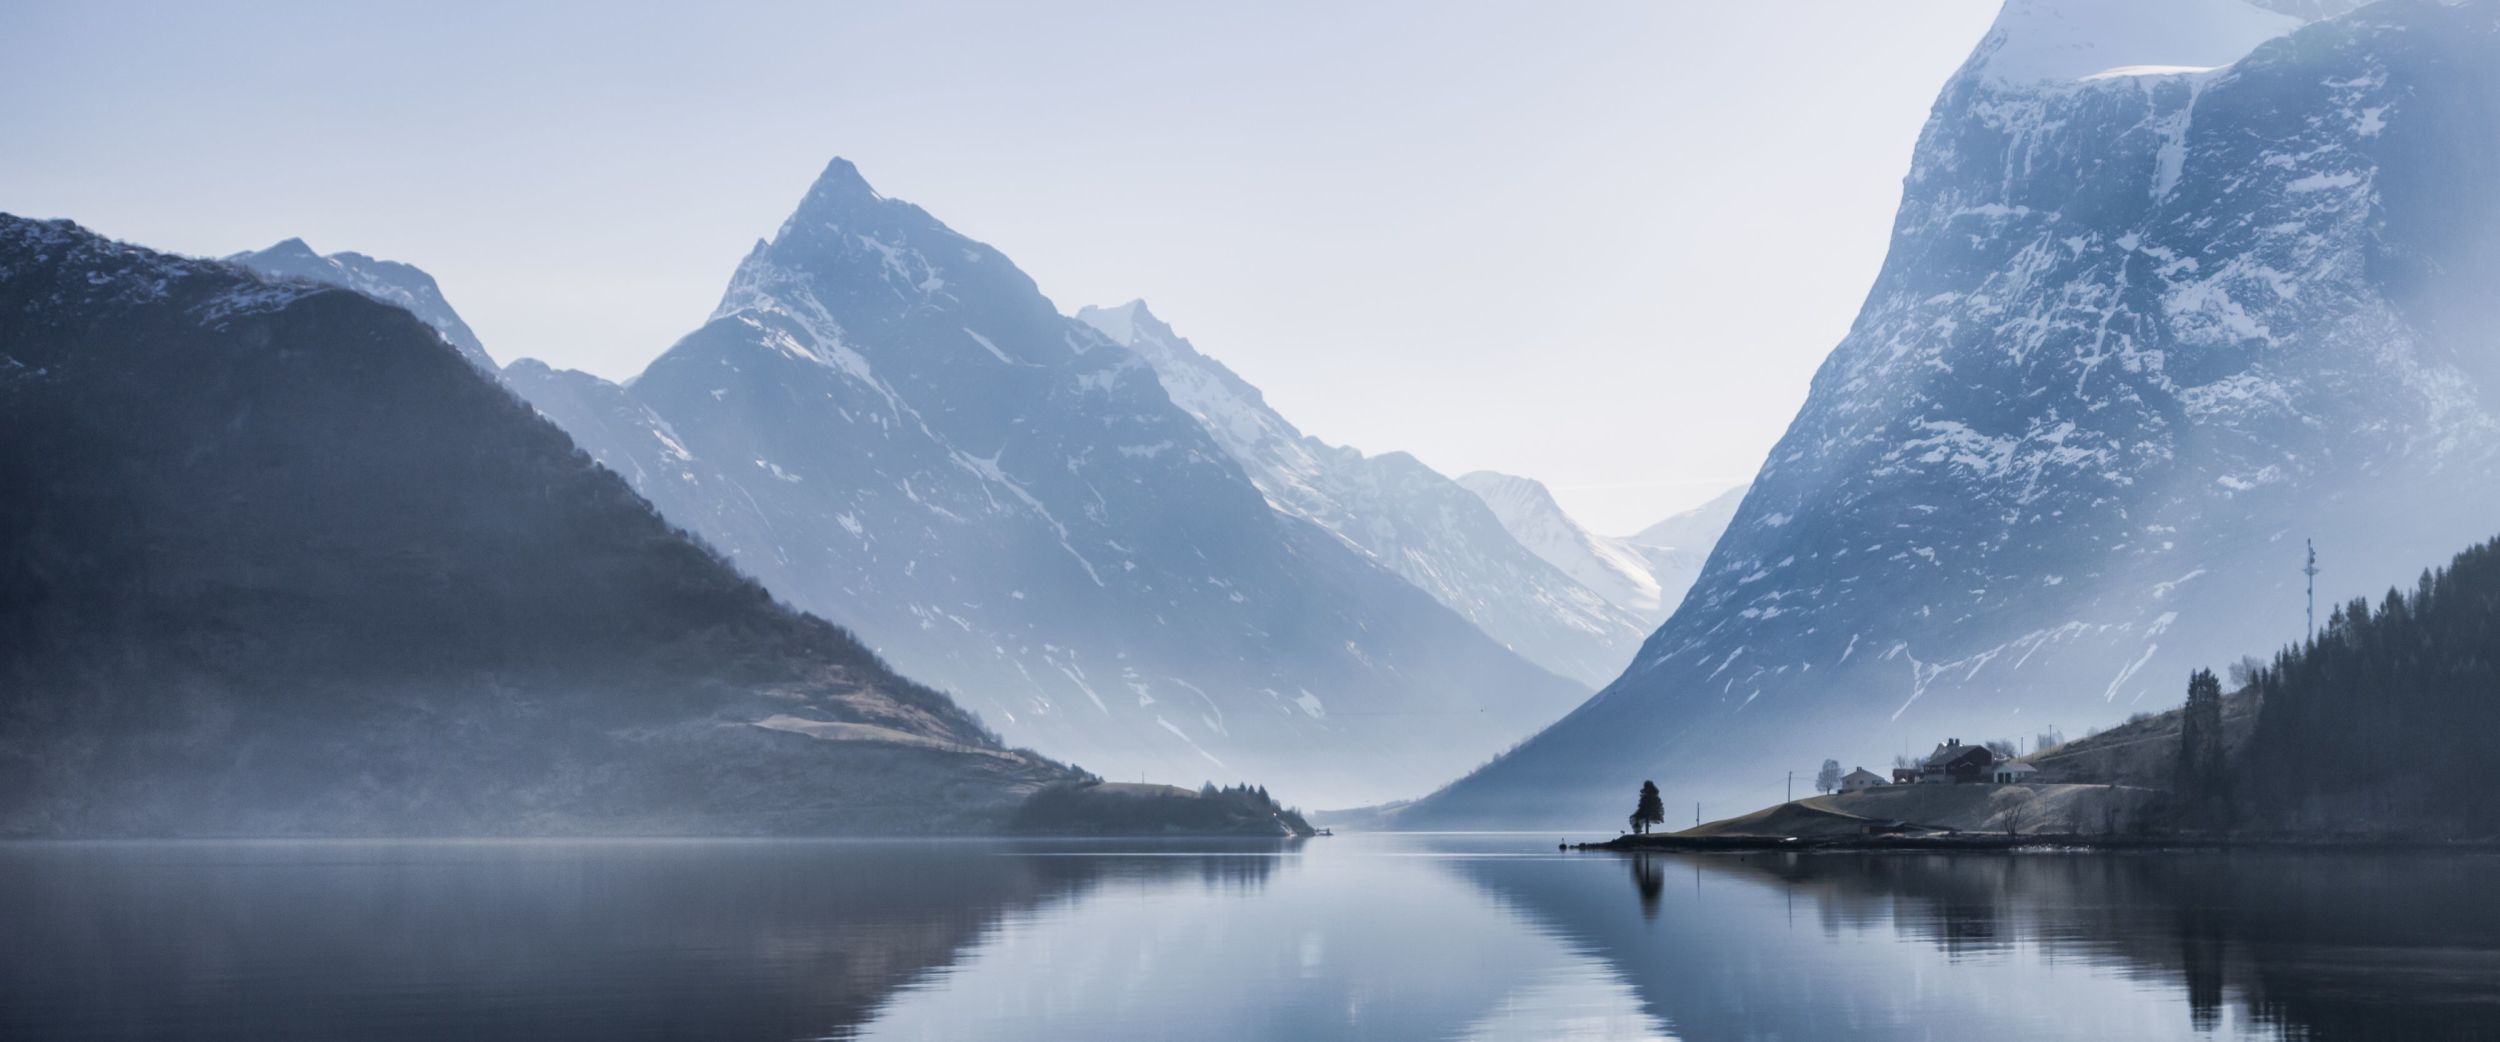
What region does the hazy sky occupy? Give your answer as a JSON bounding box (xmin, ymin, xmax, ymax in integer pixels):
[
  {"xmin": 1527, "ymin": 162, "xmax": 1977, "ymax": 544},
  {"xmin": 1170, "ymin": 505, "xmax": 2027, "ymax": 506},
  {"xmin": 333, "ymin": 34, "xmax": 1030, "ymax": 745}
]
[{"xmin": 1, "ymin": 1, "xmax": 2002, "ymax": 533}]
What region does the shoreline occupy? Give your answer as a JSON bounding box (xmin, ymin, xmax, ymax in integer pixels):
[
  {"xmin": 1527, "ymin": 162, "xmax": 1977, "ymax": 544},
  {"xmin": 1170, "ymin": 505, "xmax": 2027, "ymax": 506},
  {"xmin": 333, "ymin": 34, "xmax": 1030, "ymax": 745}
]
[{"xmin": 1579, "ymin": 832, "xmax": 2500, "ymax": 854}]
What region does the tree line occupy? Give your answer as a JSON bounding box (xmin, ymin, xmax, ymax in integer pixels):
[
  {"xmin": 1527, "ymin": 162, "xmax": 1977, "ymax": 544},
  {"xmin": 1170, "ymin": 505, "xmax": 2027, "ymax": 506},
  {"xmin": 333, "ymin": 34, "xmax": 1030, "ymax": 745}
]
[{"xmin": 2192, "ymin": 534, "xmax": 2500, "ymax": 836}]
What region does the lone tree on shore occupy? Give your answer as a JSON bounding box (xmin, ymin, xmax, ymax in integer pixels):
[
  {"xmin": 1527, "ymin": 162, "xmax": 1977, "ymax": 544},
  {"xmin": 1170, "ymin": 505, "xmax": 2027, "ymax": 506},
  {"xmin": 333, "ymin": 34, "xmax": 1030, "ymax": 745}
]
[
  {"xmin": 1630, "ymin": 781, "xmax": 1666, "ymax": 835},
  {"xmin": 1815, "ymin": 759, "xmax": 1843, "ymax": 796}
]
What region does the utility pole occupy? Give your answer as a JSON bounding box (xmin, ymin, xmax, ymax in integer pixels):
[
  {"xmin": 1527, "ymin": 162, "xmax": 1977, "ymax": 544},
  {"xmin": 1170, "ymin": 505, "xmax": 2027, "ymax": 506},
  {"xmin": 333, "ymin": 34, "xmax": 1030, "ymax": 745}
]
[
  {"xmin": 1787, "ymin": 771, "xmax": 1794, "ymax": 803},
  {"xmin": 2304, "ymin": 538, "xmax": 2320, "ymax": 638},
  {"xmin": 1695, "ymin": 802, "xmax": 1700, "ymax": 827}
]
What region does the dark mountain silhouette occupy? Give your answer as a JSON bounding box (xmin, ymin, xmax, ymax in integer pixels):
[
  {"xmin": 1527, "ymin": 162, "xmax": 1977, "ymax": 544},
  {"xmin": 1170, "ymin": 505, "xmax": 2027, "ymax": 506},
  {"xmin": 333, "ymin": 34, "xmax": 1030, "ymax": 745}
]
[{"xmin": 0, "ymin": 214, "xmax": 1081, "ymax": 836}]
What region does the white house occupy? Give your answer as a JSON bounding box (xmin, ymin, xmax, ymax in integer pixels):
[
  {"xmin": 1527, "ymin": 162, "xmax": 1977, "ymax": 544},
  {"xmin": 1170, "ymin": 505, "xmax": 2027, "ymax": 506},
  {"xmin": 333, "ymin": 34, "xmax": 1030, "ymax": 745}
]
[
  {"xmin": 1839, "ymin": 767, "xmax": 1887, "ymax": 793},
  {"xmin": 1991, "ymin": 761, "xmax": 2039, "ymax": 784}
]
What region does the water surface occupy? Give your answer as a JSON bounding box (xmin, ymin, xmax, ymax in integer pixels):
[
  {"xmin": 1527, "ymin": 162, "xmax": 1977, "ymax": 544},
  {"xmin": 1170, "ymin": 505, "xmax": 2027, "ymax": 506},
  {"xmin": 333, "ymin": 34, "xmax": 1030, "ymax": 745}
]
[{"xmin": 3, "ymin": 835, "xmax": 2493, "ymax": 1040}]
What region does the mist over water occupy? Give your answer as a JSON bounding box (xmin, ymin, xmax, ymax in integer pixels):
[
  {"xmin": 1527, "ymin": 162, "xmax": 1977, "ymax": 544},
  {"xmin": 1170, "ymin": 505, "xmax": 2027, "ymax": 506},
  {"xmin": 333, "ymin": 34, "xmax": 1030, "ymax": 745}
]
[{"xmin": 4, "ymin": 836, "xmax": 2491, "ymax": 1041}]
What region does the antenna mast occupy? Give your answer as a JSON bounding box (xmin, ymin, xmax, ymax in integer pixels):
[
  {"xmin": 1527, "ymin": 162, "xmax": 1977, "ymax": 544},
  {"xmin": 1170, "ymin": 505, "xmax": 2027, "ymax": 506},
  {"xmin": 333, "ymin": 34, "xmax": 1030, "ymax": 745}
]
[{"xmin": 2303, "ymin": 538, "xmax": 2320, "ymax": 637}]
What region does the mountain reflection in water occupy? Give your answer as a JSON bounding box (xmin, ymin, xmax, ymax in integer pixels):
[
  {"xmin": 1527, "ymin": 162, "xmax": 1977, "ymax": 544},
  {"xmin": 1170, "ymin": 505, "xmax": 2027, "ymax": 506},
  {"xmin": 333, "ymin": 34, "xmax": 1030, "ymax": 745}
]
[
  {"xmin": 3, "ymin": 837, "xmax": 2494, "ymax": 1041},
  {"xmin": 1459, "ymin": 847, "xmax": 2500, "ymax": 1042}
]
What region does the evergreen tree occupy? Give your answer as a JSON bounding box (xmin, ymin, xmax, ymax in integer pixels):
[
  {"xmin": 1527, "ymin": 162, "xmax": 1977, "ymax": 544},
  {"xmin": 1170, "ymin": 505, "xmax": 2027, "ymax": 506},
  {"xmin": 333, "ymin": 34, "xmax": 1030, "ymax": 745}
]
[
  {"xmin": 1631, "ymin": 780, "xmax": 1666, "ymax": 835},
  {"xmin": 2177, "ymin": 668, "xmax": 2228, "ymax": 820}
]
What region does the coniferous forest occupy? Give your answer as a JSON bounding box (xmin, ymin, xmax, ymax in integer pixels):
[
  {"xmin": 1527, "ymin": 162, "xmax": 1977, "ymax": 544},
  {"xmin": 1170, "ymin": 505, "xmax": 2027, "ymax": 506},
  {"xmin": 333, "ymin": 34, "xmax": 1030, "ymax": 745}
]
[{"xmin": 2239, "ymin": 535, "xmax": 2500, "ymax": 838}]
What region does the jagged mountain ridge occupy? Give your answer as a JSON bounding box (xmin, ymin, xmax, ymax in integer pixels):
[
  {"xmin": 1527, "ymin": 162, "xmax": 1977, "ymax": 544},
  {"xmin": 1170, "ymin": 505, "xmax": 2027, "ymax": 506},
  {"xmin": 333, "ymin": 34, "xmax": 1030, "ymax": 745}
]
[
  {"xmin": 0, "ymin": 215, "xmax": 1078, "ymax": 836},
  {"xmin": 505, "ymin": 160, "xmax": 1585, "ymax": 807},
  {"xmin": 1405, "ymin": 0, "xmax": 2500, "ymax": 826},
  {"xmin": 225, "ymin": 243, "xmax": 1645, "ymax": 691},
  {"xmin": 1075, "ymin": 300, "xmax": 1651, "ymax": 687},
  {"xmin": 220, "ymin": 218, "xmax": 1648, "ymax": 793},
  {"xmin": 229, "ymin": 238, "xmax": 494, "ymax": 370}
]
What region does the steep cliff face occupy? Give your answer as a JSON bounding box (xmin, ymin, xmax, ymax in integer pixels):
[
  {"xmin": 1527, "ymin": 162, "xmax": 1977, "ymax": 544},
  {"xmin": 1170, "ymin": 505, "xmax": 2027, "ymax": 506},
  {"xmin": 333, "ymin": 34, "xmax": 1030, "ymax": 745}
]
[
  {"xmin": 1409, "ymin": 0, "xmax": 2500, "ymax": 825},
  {"xmin": 0, "ymin": 215, "xmax": 1076, "ymax": 836},
  {"xmin": 509, "ymin": 161, "xmax": 1584, "ymax": 806}
]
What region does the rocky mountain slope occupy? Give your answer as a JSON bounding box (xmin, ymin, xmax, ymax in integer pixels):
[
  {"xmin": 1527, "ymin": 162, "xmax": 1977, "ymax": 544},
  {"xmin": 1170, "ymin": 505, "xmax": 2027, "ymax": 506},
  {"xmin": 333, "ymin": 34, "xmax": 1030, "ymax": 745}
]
[
  {"xmin": 0, "ymin": 215, "xmax": 1081, "ymax": 836},
  {"xmin": 504, "ymin": 161, "xmax": 1585, "ymax": 807},
  {"xmin": 1405, "ymin": 0, "xmax": 2500, "ymax": 826},
  {"xmin": 1075, "ymin": 300, "xmax": 1650, "ymax": 687}
]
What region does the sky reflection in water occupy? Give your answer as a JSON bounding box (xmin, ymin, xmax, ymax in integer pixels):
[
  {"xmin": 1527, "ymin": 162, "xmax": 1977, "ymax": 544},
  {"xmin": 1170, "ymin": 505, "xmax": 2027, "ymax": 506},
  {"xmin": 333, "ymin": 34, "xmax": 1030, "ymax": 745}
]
[{"xmin": 4, "ymin": 836, "xmax": 2495, "ymax": 1041}]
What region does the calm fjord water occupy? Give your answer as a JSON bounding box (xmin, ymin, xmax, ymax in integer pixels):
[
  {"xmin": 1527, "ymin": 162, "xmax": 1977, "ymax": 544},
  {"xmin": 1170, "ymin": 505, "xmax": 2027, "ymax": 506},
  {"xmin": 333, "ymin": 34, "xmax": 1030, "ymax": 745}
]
[{"xmin": 3, "ymin": 835, "xmax": 2494, "ymax": 1041}]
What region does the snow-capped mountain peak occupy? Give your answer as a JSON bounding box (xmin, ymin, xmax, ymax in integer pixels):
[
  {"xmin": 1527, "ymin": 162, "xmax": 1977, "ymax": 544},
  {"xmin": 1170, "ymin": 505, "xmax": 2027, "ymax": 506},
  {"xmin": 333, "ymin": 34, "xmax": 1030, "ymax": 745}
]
[
  {"xmin": 1077, "ymin": 298, "xmax": 1151, "ymax": 345},
  {"xmin": 506, "ymin": 159, "xmax": 1592, "ymax": 807},
  {"xmin": 253, "ymin": 236, "xmax": 321, "ymax": 262},
  {"xmin": 227, "ymin": 238, "xmax": 493, "ymax": 370}
]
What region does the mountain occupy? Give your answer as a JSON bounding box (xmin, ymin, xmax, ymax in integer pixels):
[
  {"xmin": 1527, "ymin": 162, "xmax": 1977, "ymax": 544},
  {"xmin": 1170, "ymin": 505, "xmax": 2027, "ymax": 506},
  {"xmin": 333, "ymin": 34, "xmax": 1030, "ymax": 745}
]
[
  {"xmin": 1617, "ymin": 483, "xmax": 1751, "ymax": 615},
  {"xmin": 0, "ymin": 214, "xmax": 1081, "ymax": 836},
  {"xmin": 1454, "ymin": 472, "xmax": 1743, "ymax": 628},
  {"xmin": 228, "ymin": 238, "xmax": 494, "ymax": 370},
  {"xmin": 1404, "ymin": 0, "xmax": 2500, "ymax": 826},
  {"xmin": 504, "ymin": 160, "xmax": 1585, "ymax": 807},
  {"xmin": 1625, "ymin": 485, "xmax": 1749, "ymax": 561},
  {"xmin": 1074, "ymin": 300, "xmax": 1649, "ymax": 687}
]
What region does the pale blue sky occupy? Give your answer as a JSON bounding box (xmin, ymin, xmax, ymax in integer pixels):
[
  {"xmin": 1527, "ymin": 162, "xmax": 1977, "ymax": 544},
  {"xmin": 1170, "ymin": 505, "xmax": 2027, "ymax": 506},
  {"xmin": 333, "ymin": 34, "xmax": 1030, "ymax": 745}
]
[{"xmin": 1, "ymin": 0, "xmax": 2002, "ymax": 532}]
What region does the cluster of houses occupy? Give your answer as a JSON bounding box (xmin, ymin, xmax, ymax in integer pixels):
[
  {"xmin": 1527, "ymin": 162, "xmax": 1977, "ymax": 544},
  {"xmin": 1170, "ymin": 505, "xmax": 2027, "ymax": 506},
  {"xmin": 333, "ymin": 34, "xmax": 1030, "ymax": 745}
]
[{"xmin": 1835, "ymin": 737, "xmax": 2038, "ymax": 793}]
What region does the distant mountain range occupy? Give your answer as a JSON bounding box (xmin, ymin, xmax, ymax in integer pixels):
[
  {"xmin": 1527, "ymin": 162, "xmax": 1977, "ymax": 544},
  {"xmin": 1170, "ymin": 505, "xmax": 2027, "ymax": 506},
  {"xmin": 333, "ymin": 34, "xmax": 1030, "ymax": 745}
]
[
  {"xmin": 1407, "ymin": 0, "xmax": 2500, "ymax": 826},
  {"xmin": 34, "ymin": 0, "xmax": 2477, "ymax": 837},
  {"xmin": 1074, "ymin": 300, "xmax": 1661, "ymax": 688},
  {"xmin": 218, "ymin": 170, "xmax": 1741, "ymax": 811},
  {"xmin": 484, "ymin": 161, "xmax": 1639, "ymax": 807},
  {"xmin": 0, "ymin": 215, "xmax": 1079, "ymax": 836}
]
